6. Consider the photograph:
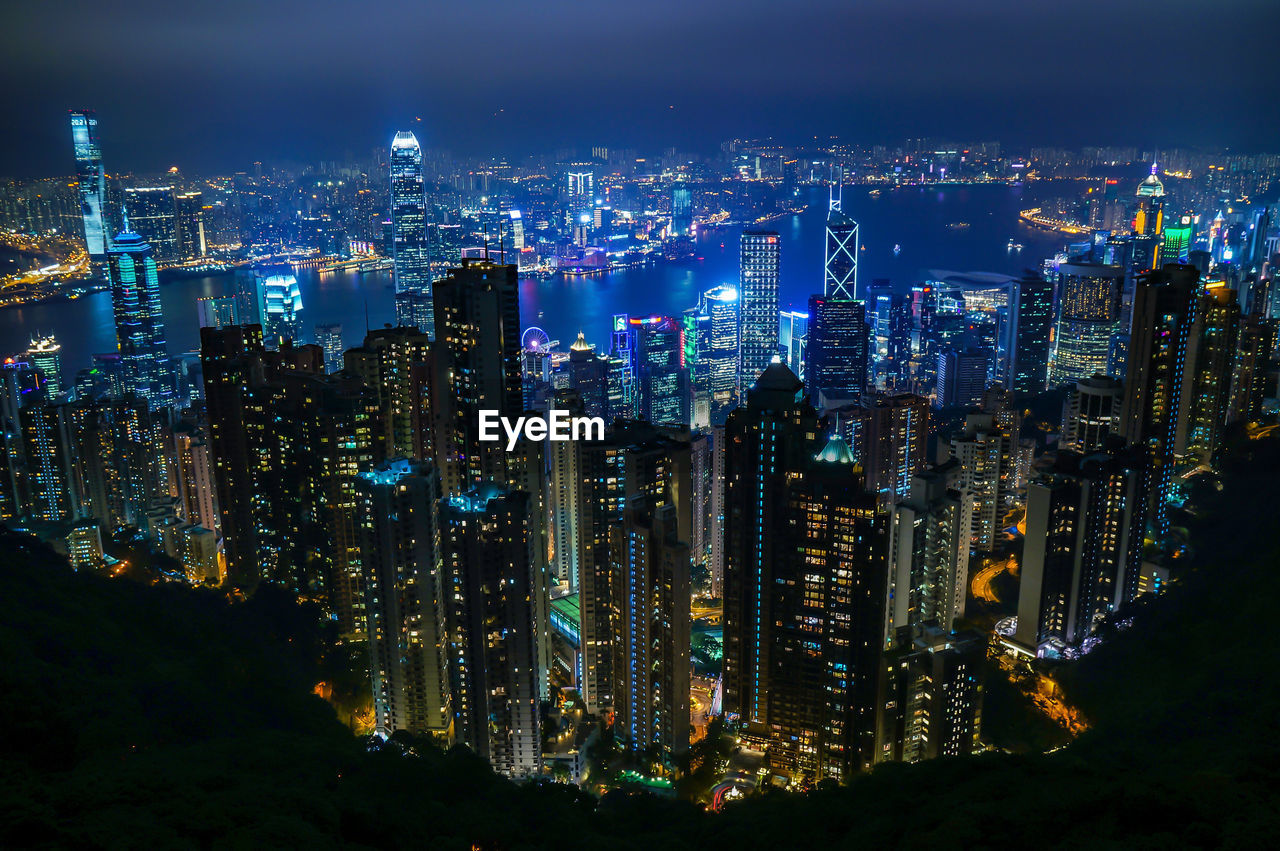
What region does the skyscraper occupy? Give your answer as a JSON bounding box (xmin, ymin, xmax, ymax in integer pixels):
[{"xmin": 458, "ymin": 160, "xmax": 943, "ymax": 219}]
[
  {"xmin": 432, "ymin": 259, "xmax": 522, "ymax": 495},
  {"xmin": 441, "ymin": 486, "xmax": 542, "ymax": 778},
  {"xmin": 174, "ymin": 191, "xmax": 206, "ymax": 261},
  {"xmin": 830, "ymin": 392, "xmax": 930, "ymax": 509},
  {"xmin": 195, "ymin": 296, "xmax": 240, "ymax": 330},
  {"xmin": 700, "ymin": 284, "xmax": 740, "ymax": 424},
  {"xmin": 257, "ymin": 267, "xmax": 304, "ymax": 349},
  {"xmin": 357, "ymin": 458, "xmax": 452, "ymax": 741},
  {"xmin": 391, "ymin": 131, "xmax": 432, "ymax": 333},
  {"xmin": 107, "ymin": 226, "xmax": 173, "ymax": 408},
  {"xmin": 314, "ymin": 323, "xmax": 345, "ymax": 374},
  {"xmin": 876, "ymin": 627, "xmax": 984, "ymax": 764},
  {"xmin": 1176, "ymin": 282, "xmax": 1240, "ymax": 464},
  {"xmin": 123, "ymin": 186, "xmax": 179, "ymax": 263},
  {"xmin": 1061, "ymin": 375, "xmax": 1122, "ymax": 453},
  {"xmin": 609, "ymin": 497, "xmax": 691, "ymax": 754},
  {"xmin": 739, "ymin": 230, "xmax": 781, "ymax": 386},
  {"xmin": 936, "ymin": 349, "xmax": 987, "ymax": 409},
  {"xmin": 778, "ymin": 309, "xmax": 809, "ymax": 380},
  {"xmin": 1009, "ymin": 274, "xmax": 1053, "ymax": 394},
  {"xmin": 824, "ymin": 181, "xmax": 858, "ymax": 300},
  {"xmin": 24, "ymin": 336, "xmax": 63, "ymax": 398},
  {"xmin": 886, "ymin": 469, "xmax": 968, "ymax": 637},
  {"xmin": 630, "ymin": 315, "xmax": 689, "ymax": 427},
  {"xmin": 1050, "ymin": 264, "xmax": 1123, "ymax": 386},
  {"xmin": 1121, "ymin": 264, "xmax": 1199, "ymax": 537},
  {"xmin": 343, "ymin": 325, "xmax": 433, "ymax": 459},
  {"xmin": 950, "ymin": 413, "xmax": 1019, "ymax": 553},
  {"xmin": 69, "ymin": 110, "xmax": 109, "ymax": 262},
  {"xmin": 806, "ymin": 295, "xmax": 870, "ymax": 408}
]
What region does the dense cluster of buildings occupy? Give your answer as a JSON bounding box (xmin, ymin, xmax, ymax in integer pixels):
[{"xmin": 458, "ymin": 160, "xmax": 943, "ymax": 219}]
[{"xmin": 1, "ymin": 114, "xmax": 1278, "ymax": 789}]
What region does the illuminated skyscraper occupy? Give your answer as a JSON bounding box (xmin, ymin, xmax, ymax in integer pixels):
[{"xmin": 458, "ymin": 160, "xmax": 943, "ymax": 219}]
[
  {"xmin": 195, "ymin": 296, "xmax": 239, "ymax": 330},
  {"xmin": 1132, "ymin": 163, "xmax": 1165, "ymax": 237},
  {"xmin": 175, "ymin": 191, "xmax": 207, "ymax": 260},
  {"xmin": 1050, "ymin": 264, "xmax": 1123, "ymax": 386},
  {"xmin": 1121, "ymin": 264, "xmax": 1199, "ymax": 537},
  {"xmin": 885, "ymin": 469, "xmax": 968, "ymax": 637},
  {"xmin": 671, "ymin": 183, "xmax": 692, "ymax": 236},
  {"xmin": 390, "ymin": 131, "xmax": 432, "ymax": 333},
  {"xmin": 701, "ymin": 284, "xmax": 740, "ymax": 424},
  {"xmin": 1009, "ymin": 274, "xmax": 1053, "ymax": 394},
  {"xmin": 357, "ymin": 458, "xmax": 452, "ymax": 741},
  {"xmin": 256, "ymin": 267, "xmax": 304, "ymax": 349},
  {"xmin": 25, "ymin": 336, "xmax": 63, "ymax": 398},
  {"xmin": 344, "ymin": 325, "xmax": 433, "ymax": 459},
  {"xmin": 69, "ymin": 110, "xmax": 109, "ymax": 262},
  {"xmin": 739, "ymin": 230, "xmax": 781, "ymax": 386},
  {"xmin": 779, "ymin": 309, "xmax": 808, "ymax": 379},
  {"xmin": 824, "ymin": 180, "xmax": 858, "ymax": 300},
  {"xmin": 806, "ymin": 295, "xmax": 870, "ymax": 407},
  {"xmin": 630, "ymin": 315, "xmax": 689, "ymax": 427},
  {"xmin": 441, "ymin": 486, "xmax": 542, "ymax": 778},
  {"xmin": 314, "ymin": 323, "xmax": 345, "ymax": 374},
  {"xmin": 1160, "ymin": 215, "xmax": 1194, "ymax": 265},
  {"xmin": 107, "ymin": 226, "xmax": 174, "ymax": 408},
  {"xmin": 123, "ymin": 186, "xmax": 179, "ymax": 263},
  {"xmin": 1177, "ymin": 282, "xmax": 1240, "ymax": 464}
]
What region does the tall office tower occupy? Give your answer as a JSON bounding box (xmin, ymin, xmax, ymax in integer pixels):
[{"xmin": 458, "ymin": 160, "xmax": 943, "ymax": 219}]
[
  {"xmin": 1160, "ymin": 215, "xmax": 1194, "ymax": 265},
  {"xmin": 886, "ymin": 469, "xmax": 968, "ymax": 637},
  {"xmin": 123, "ymin": 186, "xmax": 179, "ymax": 263},
  {"xmin": 806, "ymin": 295, "xmax": 870, "ymax": 408},
  {"xmin": 724, "ymin": 362, "xmax": 888, "ymax": 780},
  {"xmin": 687, "ymin": 429, "xmax": 714, "ymax": 575},
  {"xmin": 546, "ymin": 393, "xmax": 585, "ymax": 590},
  {"xmin": 1014, "ymin": 446, "xmax": 1149, "ymax": 655},
  {"xmin": 172, "ymin": 422, "xmax": 219, "ymax": 536},
  {"xmin": 69, "ymin": 110, "xmax": 109, "ymax": 262},
  {"xmin": 107, "ymin": 226, "xmax": 174, "ymax": 409},
  {"xmin": 314, "ymin": 323, "xmax": 345, "ymax": 374},
  {"xmin": 609, "ymin": 497, "xmax": 691, "ymax": 754},
  {"xmin": 25, "ymin": 335, "xmax": 63, "ymax": 397},
  {"xmin": 343, "ymin": 325, "xmax": 433, "ymax": 460},
  {"xmin": 1176, "ymin": 283, "xmax": 1240, "ymax": 464},
  {"xmin": 1132, "ymin": 163, "xmax": 1165, "ymax": 239},
  {"xmin": 1009, "ymin": 274, "xmax": 1054, "ymax": 394},
  {"xmin": 0, "ymin": 360, "xmax": 41, "ymax": 519},
  {"xmin": 195, "ymin": 296, "xmax": 239, "ymax": 330},
  {"xmin": 431, "ymin": 260, "xmax": 522, "ymax": 495},
  {"xmin": 257, "ymin": 267, "xmax": 304, "ymax": 348},
  {"xmin": 739, "ymin": 230, "xmax": 781, "ymax": 386},
  {"xmin": 709, "ymin": 423, "xmax": 727, "ymax": 598},
  {"xmin": 630, "ymin": 315, "xmax": 689, "ymax": 427},
  {"xmin": 200, "ymin": 327, "xmax": 379, "ymax": 631},
  {"xmin": 391, "ymin": 131, "xmax": 432, "ymax": 333},
  {"xmin": 1227, "ymin": 315, "xmax": 1276, "ymax": 425},
  {"xmin": 441, "ymin": 486, "xmax": 542, "ymax": 778},
  {"xmin": 1061, "ymin": 375, "xmax": 1122, "ymax": 453},
  {"xmin": 886, "ymin": 294, "xmax": 914, "ymax": 384},
  {"xmin": 828, "ymin": 392, "xmax": 930, "ymax": 509},
  {"xmin": 1050, "ymin": 264, "xmax": 1123, "ymax": 385},
  {"xmin": 875, "ymin": 627, "xmax": 984, "ymax": 764},
  {"xmin": 935, "ymin": 348, "xmax": 987, "ymax": 409},
  {"xmin": 1121, "ymin": 264, "xmax": 1199, "ymax": 537},
  {"xmin": 174, "ymin": 191, "xmax": 206, "ymax": 261},
  {"xmin": 824, "ymin": 181, "xmax": 858, "ymax": 300},
  {"xmin": 356, "ymin": 458, "xmax": 452, "ymax": 741},
  {"xmin": 950, "ymin": 413, "xmax": 1018, "ymax": 553},
  {"xmin": 17, "ymin": 402, "xmax": 77, "ymax": 521},
  {"xmin": 778, "ymin": 309, "xmax": 809, "ymax": 380},
  {"xmin": 697, "ymin": 284, "xmax": 740, "ymax": 425},
  {"xmin": 670, "ymin": 183, "xmax": 692, "ymax": 236}
]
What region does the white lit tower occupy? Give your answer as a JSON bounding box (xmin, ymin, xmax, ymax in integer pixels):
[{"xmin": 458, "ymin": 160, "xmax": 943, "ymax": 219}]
[{"xmin": 390, "ymin": 131, "xmax": 433, "ymax": 334}]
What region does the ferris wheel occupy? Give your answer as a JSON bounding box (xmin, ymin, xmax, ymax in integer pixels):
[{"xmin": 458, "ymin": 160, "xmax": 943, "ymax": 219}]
[{"xmin": 522, "ymin": 326, "xmax": 550, "ymax": 351}]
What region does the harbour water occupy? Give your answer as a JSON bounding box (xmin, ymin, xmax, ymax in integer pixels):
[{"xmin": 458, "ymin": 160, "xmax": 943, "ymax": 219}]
[{"xmin": 0, "ymin": 182, "xmax": 1075, "ymax": 384}]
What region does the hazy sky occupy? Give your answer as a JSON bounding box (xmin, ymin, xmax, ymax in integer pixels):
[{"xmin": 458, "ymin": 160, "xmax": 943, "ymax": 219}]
[{"xmin": 2, "ymin": 0, "xmax": 1278, "ymax": 176}]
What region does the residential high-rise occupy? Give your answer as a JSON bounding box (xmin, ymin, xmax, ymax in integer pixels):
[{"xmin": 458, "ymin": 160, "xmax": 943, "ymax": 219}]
[
  {"xmin": 0, "ymin": 360, "xmax": 41, "ymax": 519},
  {"xmin": 723, "ymin": 361, "xmax": 889, "ymax": 780},
  {"xmin": 828, "ymin": 392, "xmax": 930, "ymax": 509},
  {"xmin": 107, "ymin": 226, "xmax": 174, "ymax": 408},
  {"xmin": 739, "ymin": 230, "xmax": 781, "ymax": 386},
  {"xmin": 1009, "ymin": 274, "xmax": 1054, "ymax": 394},
  {"xmin": 950, "ymin": 413, "xmax": 1019, "ymax": 553},
  {"xmin": 609, "ymin": 497, "xmax": 691, "ymax": 754},
  {"xmin": 1121, "ymin": 264, "xmax": 1199, "ymax": 537},
  {"xmin": 441, "ymin": 486, "xmax": 542, "ymax": 778},
  {"xmin": 391, "ymin": 131, "xmax": 433, "ymax": 333},
  {"xmin": 876, "ymin": 627, "xmax": 984, "ymax": 764},
  {"xmin": 200, "ymin": 327, "xmax": 379, "ymax": 632},
  {"xmin": 806, "ymin": 295, "xmax": 870, "ymax": 408},
  {"xmin": 1050, "ymin": 264, "xmax": 1123, "ymax": 386},
  {"xmin": 1061, "ymin": 375, "xmax": 1122, "ymax": 453},
  {"xmin": 886, "ymin": 468, "xmax": 968, "ymax": 637},
  {"xmin": 314, "ymin": 323, "xmax": 345, "ymax": 374},
  {"xmin": 123, "ymin": 186, "xmax": 179, "ymax": 263},
  {"xmin": 431, "ymin": 259, "xmax": 522, "ymax": 495},
  {"xmin": 357, "ymin": 458, "xmax": 452, "ymax": 741},
  {"xmin": 1014, "ymin": 447, "xmax": 1149, "ymax": 655},
  {"xmin": 69, "ymin": 110, "xmax": 109, "ymax": 262},
  {"xmin": 343, "ymin": 325, "xmax": 434, "ymax": 460},
  {"xmin": 1177, "ymin": 282, "xmax": 1240, "ymax": 464}
]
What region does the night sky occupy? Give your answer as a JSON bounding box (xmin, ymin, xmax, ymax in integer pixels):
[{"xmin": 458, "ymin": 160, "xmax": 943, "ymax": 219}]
[{"xmin": 2, "ymin": 0, "xmax": 1278, "ymax": 176}]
